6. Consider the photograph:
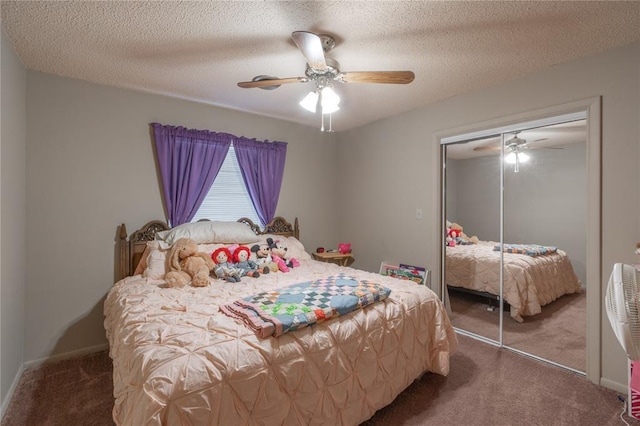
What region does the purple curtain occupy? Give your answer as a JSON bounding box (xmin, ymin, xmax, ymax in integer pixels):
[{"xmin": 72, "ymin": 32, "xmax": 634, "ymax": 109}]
[
  {"xmin": 233, "ymin": 137, "xmax": 287, "ymax": 225},
  {"xmin": 151, "ymin": 123, "xmax": 232, "ymax": 226}
]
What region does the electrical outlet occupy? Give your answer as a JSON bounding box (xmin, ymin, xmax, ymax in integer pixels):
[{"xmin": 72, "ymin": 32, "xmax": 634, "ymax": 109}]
[{"xmin": 415, "ymin": 208, "xmax": 423, "ymax": 219}]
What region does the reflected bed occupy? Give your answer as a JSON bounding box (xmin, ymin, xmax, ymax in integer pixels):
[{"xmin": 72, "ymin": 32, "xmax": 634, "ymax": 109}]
[{"xmin": 445, "ymin": 240, "xmax": 582, "ymax": 322}]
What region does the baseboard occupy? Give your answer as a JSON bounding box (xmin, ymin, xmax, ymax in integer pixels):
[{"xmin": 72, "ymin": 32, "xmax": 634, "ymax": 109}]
[
  {"xmin": 23, "ymin": 343, "xmax": 109, "ymax": 370},
  {"xmin": 600, "ymin": 377, "xmax": 628, "ymax": 395},
  {"xmin": 1, "ymin": 363, "xmax": 25, "ymax": 419}
]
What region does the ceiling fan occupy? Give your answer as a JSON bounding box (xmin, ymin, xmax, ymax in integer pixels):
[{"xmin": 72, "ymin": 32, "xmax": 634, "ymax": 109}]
[
  {"xmin": 473, "ymin": 132, "xmax": 560, "ymax": 172},
  {"xmin": 472, "ymin": 132, "xmax": 556, "ymax": 153},
  {"xmin": 237, "ymin": 31, "xmax": 415, "ymax": 130}
]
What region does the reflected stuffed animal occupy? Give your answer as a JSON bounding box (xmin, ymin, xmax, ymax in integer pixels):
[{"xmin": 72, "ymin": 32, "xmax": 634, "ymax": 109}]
[
  {"xmin": 164, "ymin": 238, "xmax": 214, "ymax": 287},
  {"xmin": 450, "ymin": 222, "xmax": 479, "ymax": 245}
]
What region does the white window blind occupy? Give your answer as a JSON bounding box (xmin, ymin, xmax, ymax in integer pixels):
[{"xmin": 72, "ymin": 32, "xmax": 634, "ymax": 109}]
[{"xmin": 191, "ymin": 145, "xmax": 262, "ymax": 225}]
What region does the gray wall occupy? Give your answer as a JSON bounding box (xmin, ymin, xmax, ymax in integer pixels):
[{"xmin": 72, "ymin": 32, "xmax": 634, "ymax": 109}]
[
  {"xmin": 447, "ymin": 155, "xmax": 501, "ymax": 241},
  {"xmin": 0, "ymin": 29, "xmax": 27, "ymax": 409},
  {"xmin": 337, "ymin": 42, "xmax": 639, "ymax": 389}
]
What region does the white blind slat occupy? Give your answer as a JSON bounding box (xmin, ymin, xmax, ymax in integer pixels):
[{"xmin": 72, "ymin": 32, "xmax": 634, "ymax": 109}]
[{"xmin": 191, "ymin": 145, "xmax": 262, "ymax": 225}]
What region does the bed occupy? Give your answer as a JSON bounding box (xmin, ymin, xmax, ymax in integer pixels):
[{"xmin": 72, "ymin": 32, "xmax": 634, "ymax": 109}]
[
  {"xmin": 105, "ymin": 217, "xmax": 457, "ymax": 425},
  {"xmin": 445, "ymin": 240, "xmax": 582, "ymax": 322}
]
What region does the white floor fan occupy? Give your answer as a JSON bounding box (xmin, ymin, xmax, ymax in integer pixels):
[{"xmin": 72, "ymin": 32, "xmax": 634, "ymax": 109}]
[{"xmin": 606, "ymin": 263, "xmax": 640, "ymax": 421}]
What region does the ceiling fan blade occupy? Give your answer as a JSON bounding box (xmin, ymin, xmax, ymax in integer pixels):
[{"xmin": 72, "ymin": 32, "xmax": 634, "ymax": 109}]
[
  {"xmin": 291, "ymin": 31, "xmax": 327, "ymax": 71},
  {"xmin": 340, "ymin": 71, "xmax": 415, "ymax": 84},
  {"xmin": 473, "ymin": 145, "xmax": 501, "ymax": 152},
  {"xmin": 237, "ymin": 77, "xmax": 307, "ymax": 89},
  {"xmin": 525, "ymin": 146, "xmax": 564, "ymax": 150}
]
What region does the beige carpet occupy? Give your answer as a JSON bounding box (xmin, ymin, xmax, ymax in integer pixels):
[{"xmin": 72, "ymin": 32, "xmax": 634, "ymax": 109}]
[
  {"xmin": 449, "ymin": 290, "xmax": 586, "ymax": 372},
  {"xmin": 2, "ymin": 334, "xmax": 635, "ymax": 426},
  {"xmin": 1, "ymin": 349, "xmax": 113, "ymax": 426}
]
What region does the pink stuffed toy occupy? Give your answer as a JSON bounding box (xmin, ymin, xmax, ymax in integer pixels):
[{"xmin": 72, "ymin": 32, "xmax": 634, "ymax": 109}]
[{"xmin": 266, "ymin": 237, "xmax": 300, "ymax": 272}]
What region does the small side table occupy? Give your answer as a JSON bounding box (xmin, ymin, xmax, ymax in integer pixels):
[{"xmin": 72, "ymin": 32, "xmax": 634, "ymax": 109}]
[{"xmin": 312, "ymin": 251, "xmax": 354, "ymax": 267}]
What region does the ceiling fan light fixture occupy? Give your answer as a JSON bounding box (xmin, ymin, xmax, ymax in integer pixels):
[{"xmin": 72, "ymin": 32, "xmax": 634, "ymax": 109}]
[
  {"xmin": 321, "ymin": 103, "xmax": 340, "ymax": 114},
  {"xmin": 505, "ymin": 151, "xmax": 529, "ymax": 164},
  {"xmin": 299, "ymin": 91, "xmax": 319, "ymax": 113},
  {"xmin": 505, "ymin": 150, "xmax": 530, "ymax": 173},
  {"xmin": 321, "ymin": 86, "xmax": 340, "ymax": 105}
]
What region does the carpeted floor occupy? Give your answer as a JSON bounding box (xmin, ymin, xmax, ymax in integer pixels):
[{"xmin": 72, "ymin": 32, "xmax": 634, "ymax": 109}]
[
  {"xmin": 2, "ymin": 334, "xmax": 636, "ymax": 426},
  {"xmin": 449, "ymin": 290, "xmax": 586, "ymax": 371},
  {"xmin": 1, "ymin": 349, "xmax": 113, "ymax": 426}
]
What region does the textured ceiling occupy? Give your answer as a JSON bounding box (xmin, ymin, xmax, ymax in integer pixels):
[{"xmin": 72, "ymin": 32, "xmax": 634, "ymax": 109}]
[{"xmin": 2, "ymin": 1, "xmax": 640, "ymax": 132}]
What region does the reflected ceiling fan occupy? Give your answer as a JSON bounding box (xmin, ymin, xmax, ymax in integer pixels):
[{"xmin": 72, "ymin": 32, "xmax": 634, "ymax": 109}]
[
  {"xmin": 237, "ymin": 31, "xmax": 415, "ymax": 131},
  {"xmin": 473, "ymin": 132, "xmax": 561, "ymax": 172},
  {"xmin": 473, "ymin": 132, "xmax": 558, "ymax": 153}
]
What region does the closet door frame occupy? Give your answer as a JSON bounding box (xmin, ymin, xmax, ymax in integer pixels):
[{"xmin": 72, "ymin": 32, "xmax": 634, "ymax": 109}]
[{"xmin": 434, "ymin": 97, "xmax": 601, "ymax": 384}]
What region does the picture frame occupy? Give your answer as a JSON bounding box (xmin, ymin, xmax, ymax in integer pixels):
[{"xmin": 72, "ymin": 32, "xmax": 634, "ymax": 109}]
[
  {"xmin": 379, "ymin": 262, "xmax": 429, "ymax": 285},
  {"xmin": 398, "ymin": 263, "xmax": 429, "ymax": 285},
  {"xmin": 379, "ymin": 262, "xmax": 401, "ymax": 276}
]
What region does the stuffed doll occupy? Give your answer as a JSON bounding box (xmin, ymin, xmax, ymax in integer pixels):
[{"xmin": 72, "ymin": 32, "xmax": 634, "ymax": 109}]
[
  {"xmin": 250, "ymin": 243, "xmax": 279, "ymax": 273},
  {"xmin": 450, "ymin": 222, "xmax": 479, "ymax": 245},
  {"xmin": 211, "ymin": 247, "xmax": 243, "ymax": 282},
  {"xmin": 266, "ymin": 237, "xmax": 300, "ymax": 272},
  {"xmin": 446, "ymin": 228, "xmax": 457, "ymax": 247},
  {"xmin": 232, "ymin": 246, "xmax": 261, "ymax": 278},
  {"xmin": 164, "ymin": 238, "xmax": 215, "ymax": 287}
]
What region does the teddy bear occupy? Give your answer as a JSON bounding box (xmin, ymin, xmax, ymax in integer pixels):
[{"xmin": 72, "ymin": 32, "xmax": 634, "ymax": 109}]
[
  {"xmin": 250, "ymin": 243, "xmax": 279, "ymax": 273},
  {"xmin": 266, "ymin": 237, "xmax": 300, "ymax": 272},
  {"xmin": 232, "ymin": 246, "xmax": 262, "ymax": 278},
  {"xmin": 211, "ymin": 247, "xmax": 243, "ymax": 282},
  {"xmin": 164, "ymin": 237, "xmax": 215, "ymax": 287},
  {"xmin": 450, "ymin": 222, "xmax": 479, "ymax": 245}
]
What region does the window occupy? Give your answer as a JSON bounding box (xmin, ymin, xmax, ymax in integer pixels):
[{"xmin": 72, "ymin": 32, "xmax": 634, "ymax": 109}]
[{"xmin": 191, "ymin": 145, "xmax": 262, "ymax": 225}]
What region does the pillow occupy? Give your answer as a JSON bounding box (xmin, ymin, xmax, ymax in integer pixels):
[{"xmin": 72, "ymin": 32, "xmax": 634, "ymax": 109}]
[
  {"xmin": 133, "ymin": 246, "xmax": 150, "ymax": 276},
  {"xmin": 258, "ymin": 234, "xmax": 311, "ymax": 261},
  {"xmin": 211, "ymin": 221, "xmax": 260, "ymax": 244},
  {"xmin": 155, "ymin": 221, "xmax": 259, "ymax": 248},
  {"xmin": 142, "ymin": 240, "xmax": 169, "ymax": 279}
]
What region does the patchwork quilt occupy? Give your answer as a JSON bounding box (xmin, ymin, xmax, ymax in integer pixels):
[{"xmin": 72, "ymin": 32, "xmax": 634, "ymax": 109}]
[
  {"xmin": 220, "ymin": 273, "xmax": 391, "ymax": 338},
  {"xmin": 493, "ymin": 243, "xmax": 558, "ymax": 256}
]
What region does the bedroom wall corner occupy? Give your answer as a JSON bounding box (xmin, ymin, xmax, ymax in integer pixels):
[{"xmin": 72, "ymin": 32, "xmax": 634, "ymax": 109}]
[
  {"xmin": 0, "ymin": 28, "xmax": 28, "ymax": 415},
  {"xmin": 22, "ymin": 72, "xmax": 338, "ymax": 364}
]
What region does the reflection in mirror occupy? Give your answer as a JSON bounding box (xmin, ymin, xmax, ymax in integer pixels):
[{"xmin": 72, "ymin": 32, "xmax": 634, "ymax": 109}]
[
  {"xmin": 442, "ymin": 119, "xmax": 587, "ymax": 373},
  {"xmin": 501, "ymin": 122, "xmax": 587, "ymax": 373},
  {"xmin": 443, "ymin": 141, "xmax": 501, "ymax": 343}
]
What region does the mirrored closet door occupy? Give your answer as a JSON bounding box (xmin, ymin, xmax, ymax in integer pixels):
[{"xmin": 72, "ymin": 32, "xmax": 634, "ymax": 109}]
[
  {"xmin": 443, "ymin": 141, "xmax": 501, "ymax": 343},
  {"xmin": 441, "ymin": 113, "xmax": 588, "ymax": 373}
]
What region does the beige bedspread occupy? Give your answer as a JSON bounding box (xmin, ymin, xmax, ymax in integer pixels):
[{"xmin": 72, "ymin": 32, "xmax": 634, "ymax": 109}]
[
  {"xmin": 104, "ymin": 260, "xmax": 457, "ymax": 425},
  {"xmin": 446, "ymin": 241, "xmax": 582, "ymax": 322}
]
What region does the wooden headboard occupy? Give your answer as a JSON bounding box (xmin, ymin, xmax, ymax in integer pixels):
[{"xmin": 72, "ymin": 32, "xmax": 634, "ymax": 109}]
[{"xmin": 117, "ymin": 216, "xmax": 299, "ymax": 281}]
